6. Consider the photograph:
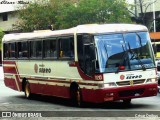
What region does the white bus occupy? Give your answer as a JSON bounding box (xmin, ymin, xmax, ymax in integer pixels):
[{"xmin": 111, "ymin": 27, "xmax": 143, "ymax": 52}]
[{"xmin": 2, "ymin": 24, "xmax": 158, "ymax": 106}]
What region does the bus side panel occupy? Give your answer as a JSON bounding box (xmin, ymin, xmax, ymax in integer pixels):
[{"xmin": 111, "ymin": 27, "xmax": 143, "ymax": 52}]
[
  {"xmin": 4, "ymin": 78, "xmax": 18, "ymax": 91},
  {"xmin": 3, "ymin": 61, "xmax": 22, "ymax": 91},
  {"xmin": 29, "ymin": 83, "xmax": 70, "ymax": 98},
  {"xmin": 42, "ymin": 84, "xmax": 70, "ymax": 98}
]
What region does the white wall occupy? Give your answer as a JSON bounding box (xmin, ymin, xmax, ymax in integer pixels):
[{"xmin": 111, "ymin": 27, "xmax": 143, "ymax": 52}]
[{"xmin": 0, "ymin": 66, "xmax": 4, "ymax": 80}]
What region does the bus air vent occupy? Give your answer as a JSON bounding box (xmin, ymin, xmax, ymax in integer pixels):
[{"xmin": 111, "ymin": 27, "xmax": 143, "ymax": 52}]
[{"xmin": 116, "ymin": 79, "xmax": 145, "ymax": 86}]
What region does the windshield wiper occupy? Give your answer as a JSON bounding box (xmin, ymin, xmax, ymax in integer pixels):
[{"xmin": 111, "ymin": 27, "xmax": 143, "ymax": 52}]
[
  {"xmin": 128, "ymin": 42, "xmax": 146, "ymax": 71},
  {"xmin": 115, "ymin": 44, "xmax": 129, "ymax": 74}
]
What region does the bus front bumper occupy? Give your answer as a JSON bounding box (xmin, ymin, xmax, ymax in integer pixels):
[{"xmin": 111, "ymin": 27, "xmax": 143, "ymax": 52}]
[{"xmin": 81, "ymin": 83, "xmax": 158, "ymax": 103}]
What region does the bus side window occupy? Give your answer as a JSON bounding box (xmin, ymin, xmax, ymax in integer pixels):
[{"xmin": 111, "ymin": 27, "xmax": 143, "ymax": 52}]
[
  {"xmin": 3, "ymin": 43, "xmax": 9, "ymax": 59},
  {"xmin": 30, "ymin": 41, "xmax": 42, "ymax": 58},
  {"xmin": 18, "ymin": 42, "xmax": 28, "ymax": 58},
  {"xmin": 9, "ymin": 43, "xmax": 16, "ymax": 58},
  {"xmin": 51, "ymin": 40, "xmax": 57, "ymax": 58},
  {"xmin": 30, "ymin": 41, "xmax": 36, "ymax": 58},
  {"xmin": 59, "ymin": 37, "xmax": 74, "ymax": 59},
  {"xmin": 36, "ymin": 41, "xmax": 42, "ymax": 58},
  {"xmin": 44, "ymin": 39, "xmax": 57, "ymax": 59}
]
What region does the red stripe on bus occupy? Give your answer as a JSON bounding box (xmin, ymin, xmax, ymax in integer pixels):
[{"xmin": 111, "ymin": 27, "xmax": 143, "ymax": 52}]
[{"xmin": 26, "ymin": 77, "xmax": 98, "ymax": 86}]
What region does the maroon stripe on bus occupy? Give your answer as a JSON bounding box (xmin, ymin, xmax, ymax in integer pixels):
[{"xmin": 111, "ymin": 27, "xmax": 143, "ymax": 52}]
[
  {"xmin": 4, "ymin": 78, "xmax": 18, "ymax": 91},
  {"xmin": 3, "ymin": 61, "xmax": 22, "ymax": 91},
  {"xmin": 29, "ymin": 83, "xmax": 70, "ymax": 98},
  {"xmin": 3, "ymin": 61, "xmax": 16, "ymax": 65},
  {"xmin": 3, "ymin": 66, "xmax": 17, "ymax": 74},
  {"xmin": 73, "ymin": 62, "xmax": 103, "ymax": 81}
]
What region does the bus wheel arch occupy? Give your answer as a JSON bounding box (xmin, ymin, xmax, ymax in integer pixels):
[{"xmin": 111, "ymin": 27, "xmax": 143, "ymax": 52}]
[{"xmin": 70, "ymin": 82, "xmax": 84, "ymax": 107}]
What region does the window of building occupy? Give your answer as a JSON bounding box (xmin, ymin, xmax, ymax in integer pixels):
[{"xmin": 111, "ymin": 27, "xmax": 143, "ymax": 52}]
[{"xmin": 2, "ymin": 13, "xmax": 8, "ymax": 21}]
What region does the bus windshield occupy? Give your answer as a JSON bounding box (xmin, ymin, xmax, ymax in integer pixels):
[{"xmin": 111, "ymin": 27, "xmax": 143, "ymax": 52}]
[{"xmin": 95, "ymin": 32, "xmax": 155, "ymax": 73}]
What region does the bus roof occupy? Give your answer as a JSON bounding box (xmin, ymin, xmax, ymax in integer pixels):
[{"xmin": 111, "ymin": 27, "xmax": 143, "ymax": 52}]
[{"xmin": 2, "ymin": 24, "xmax": 148, "ymax": 42}]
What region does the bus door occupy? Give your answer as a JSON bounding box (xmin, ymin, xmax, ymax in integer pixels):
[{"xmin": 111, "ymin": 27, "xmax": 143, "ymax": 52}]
[{"xmin": 77, "ymin": 34, "xmax": 96, "ymax": 77}]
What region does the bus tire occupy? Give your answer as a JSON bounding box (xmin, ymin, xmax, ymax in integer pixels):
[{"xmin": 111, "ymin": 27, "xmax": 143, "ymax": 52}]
[
  {"xmin": 70, "ymin": 83, "xmax": 84, "ymax": 107},
  {"xmin": 123, "ymin": 99, "xmax": 131, "ymax": 105},
  {"xmin": 24, "ymin": 81, "xmax": 32, "ymax": 99}
]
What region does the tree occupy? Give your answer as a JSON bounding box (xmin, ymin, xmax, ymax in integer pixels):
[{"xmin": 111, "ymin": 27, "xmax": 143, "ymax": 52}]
[
  {"xmin": 55, "ymin": 0, "xmax": 132, "ymax": 29},
  {"xmin": 15, "ymin": 0, "xmax": 132, "ymax": 32},
  {"xmin": 128, "ymin": 0, "xmax": 158, "ymax": 31},
  {"xmin": 0, "ymin": 28, "xmax": 4, "ymax": 49},
  {"xmin": 15, "ymin": 0, "xmax": 56, "ymax": 32}
]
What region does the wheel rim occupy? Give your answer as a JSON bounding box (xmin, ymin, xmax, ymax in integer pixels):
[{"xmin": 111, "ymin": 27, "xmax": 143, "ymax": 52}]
[{"xmin": 25, "ymin": 83, "xmax": 30, "ymax": 98}]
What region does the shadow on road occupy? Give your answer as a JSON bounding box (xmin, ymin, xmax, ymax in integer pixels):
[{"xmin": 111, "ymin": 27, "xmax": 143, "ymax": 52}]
[{"xmin": 16, "ymin": 93, "xmax": 154, "ymax": 109}]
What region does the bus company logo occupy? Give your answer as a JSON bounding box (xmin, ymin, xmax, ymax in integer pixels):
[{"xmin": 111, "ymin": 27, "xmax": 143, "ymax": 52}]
[
  {"xmin": 34, "ymin": 64, "xmax": 38, "ymax": 73},
  {"xmin": 126, "ymin": 75, "xmax": 142, "ymax": 79},
  {"xmin": 34, "ymin": 64, "xmax": 51, "ymax": 73},
  {"xmin": 120, "ymin": 75, "xmax": 125, "ymax": 80}
]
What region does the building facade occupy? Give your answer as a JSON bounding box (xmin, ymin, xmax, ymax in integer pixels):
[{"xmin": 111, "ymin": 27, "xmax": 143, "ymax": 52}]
[{"xmin": 0, "ymin": 10, "xmax": 19, "ymax": 33}]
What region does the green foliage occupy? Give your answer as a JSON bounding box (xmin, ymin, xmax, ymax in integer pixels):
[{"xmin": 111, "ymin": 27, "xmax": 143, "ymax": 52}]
[
  {"xmin": 16, "ymin": 0, "xmax": 132, "ymax": 32},
  {"xmin": 56, "ymin": 0, "xmax": 132, "ymax": 29},
  {"xmin": 0, "ymin": 28, "xmax": 4, "ymax": 49},
  {"xmin": 16, "ymin": 0, "xmax": 56, "ymax": 32}
]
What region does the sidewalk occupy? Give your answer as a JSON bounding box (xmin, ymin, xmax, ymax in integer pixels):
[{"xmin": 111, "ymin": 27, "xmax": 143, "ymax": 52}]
[{"xmin": 0, "ymin": 66, "xmax": 4, "ymax": 80}]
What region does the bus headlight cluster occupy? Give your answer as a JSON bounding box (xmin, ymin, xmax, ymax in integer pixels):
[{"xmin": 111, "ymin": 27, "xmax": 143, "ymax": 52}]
[{"xmin": 98, "ymin": 82, "xmax": 117, "ymax": 88}]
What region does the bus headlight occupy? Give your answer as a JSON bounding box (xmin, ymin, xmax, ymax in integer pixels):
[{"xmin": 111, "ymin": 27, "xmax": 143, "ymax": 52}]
[
  {"xmin": 146, "ymin": 78, "xmax": 156, "ymax": 83},
  {"xmin": 98, "ymin": 82, "xmax": 116, "ymax": 88},
  {"xmin": 104, "ymin": 82, "xmax": 117, "ymax": 87}
]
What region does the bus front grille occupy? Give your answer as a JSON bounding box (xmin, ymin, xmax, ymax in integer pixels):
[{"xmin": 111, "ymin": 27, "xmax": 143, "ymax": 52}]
[
  {"xmin": 118, "ymin": 88, "xmax": 144, "ymax": 97},
  {"xmin": 116, "ymin": 79, "xmax": 145, "ymax": 86}
]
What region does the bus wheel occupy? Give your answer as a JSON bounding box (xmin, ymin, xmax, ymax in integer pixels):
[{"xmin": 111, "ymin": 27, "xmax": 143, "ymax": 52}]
[
  {"xmin": 123, "ymin": 99, "xmax": 131, "ymax": 105},
  {"xmin": 24, "ymin": 81, "xmax": 32, "ymax": 99},
  {"xmin": 70, "ymin": 85, "xmax": 84, "ymax": 107}
]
